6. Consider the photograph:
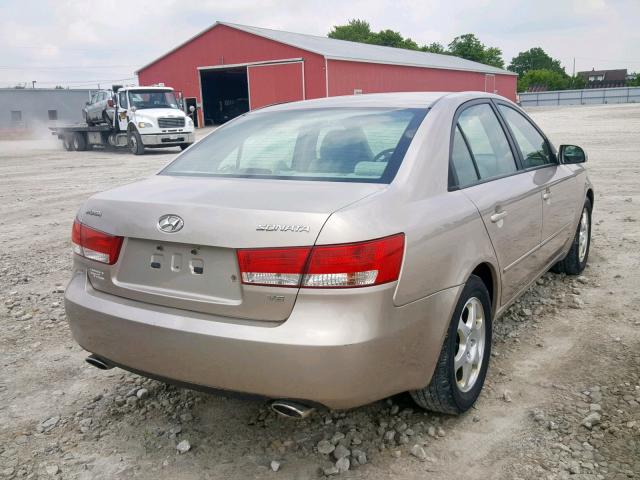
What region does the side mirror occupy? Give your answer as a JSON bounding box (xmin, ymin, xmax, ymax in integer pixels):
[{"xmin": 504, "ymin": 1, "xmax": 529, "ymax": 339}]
[
  {"xmin": 559, "ymin": 145, "xmax": 587, "ymax": 164},
  {"xmin": 189, "ymin": 105, "xmax": 196, "ymax": 113}
]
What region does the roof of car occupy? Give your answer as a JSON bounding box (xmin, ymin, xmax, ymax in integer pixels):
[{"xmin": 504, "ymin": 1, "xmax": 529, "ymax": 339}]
[{"xmin": 256, "ymin": 91, "xmax": 496, "ymax": 112}]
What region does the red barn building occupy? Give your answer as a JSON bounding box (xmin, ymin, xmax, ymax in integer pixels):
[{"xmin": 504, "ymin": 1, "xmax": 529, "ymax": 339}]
[{"xmin": 137, "ymin": 22, "xmax": 517, "ymax": 126}]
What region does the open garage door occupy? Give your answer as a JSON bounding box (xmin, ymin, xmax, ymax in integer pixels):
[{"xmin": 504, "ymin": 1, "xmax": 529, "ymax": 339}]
[
  {"xmin": 248, "ymin": 61, "xmax": 304, "ymax": 110},
  {"xmin": 199, "ymin": 67, "xmax": 249, "ymax": 126}
]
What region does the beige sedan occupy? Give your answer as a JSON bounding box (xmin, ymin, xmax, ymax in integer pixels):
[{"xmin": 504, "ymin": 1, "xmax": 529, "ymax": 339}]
[{"xmin": 65, "ymin": 92, "xmax": 593, "ymax": 417}]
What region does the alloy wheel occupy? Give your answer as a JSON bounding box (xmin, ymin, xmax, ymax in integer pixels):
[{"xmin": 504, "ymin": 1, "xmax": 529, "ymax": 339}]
[{"xmin": 455, "ymin": 297, "xmax": 486, "ymax": 393}]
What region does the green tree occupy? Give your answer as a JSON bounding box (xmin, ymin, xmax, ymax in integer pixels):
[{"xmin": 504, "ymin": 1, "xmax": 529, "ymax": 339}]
[
  {"xmin": 448, "ymin": 34, "xmax": 505, "ymax": 68},
  {"xmin": 376, "ymin": 29, "xmax": 419, "ymax": 49},
  {"xmin": 517, "ymin": 69, "xmax": 569, "ymax": 92},
  {"xmin": 328, "ymin": 21, "xmax": 505, "ymax": 69},
  {"xmin": 328, "ymin": 19, "xmax": 375, "ymax": 44},
  {"xmin": 626, "ymin": 73, "xmax": 640, "ymax": 87},
  {"xmin": 508, "ymin": 48, "xmax": 565, "ymax": 77},
  {"xmin": 421, "ymin": 42, "xmax": 446, "ymax": 54}
]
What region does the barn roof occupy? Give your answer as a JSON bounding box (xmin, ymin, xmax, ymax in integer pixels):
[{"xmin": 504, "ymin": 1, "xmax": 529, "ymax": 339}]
[{"xmin": 138, "ymin": 22, "xmax": 516, "ymax": 76}]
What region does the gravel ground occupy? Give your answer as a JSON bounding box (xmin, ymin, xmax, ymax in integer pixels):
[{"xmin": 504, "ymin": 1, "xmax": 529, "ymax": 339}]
[{"xmin": 0, "ymin": 105, "xmax": 638, "ymax": 479}]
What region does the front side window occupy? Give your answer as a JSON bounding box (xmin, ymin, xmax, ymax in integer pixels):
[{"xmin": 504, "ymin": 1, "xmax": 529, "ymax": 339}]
[
  {"xmin": 457, "ymin": 103, "xmax": 517, "ymax": 180},
  {"xmin": 118, "ymin": 91, "xmax": 127, "ymax": 108},
  {"xmin": 162, "ymin": 108, "xmax": 426, "ymax": 183},
  {"xmin": 498, "ymin": 105, "xmax": 552, "ymax": 168},
  {"xmin": 128, "ymin": 90, "xmax": 179, "ymax": 110}
]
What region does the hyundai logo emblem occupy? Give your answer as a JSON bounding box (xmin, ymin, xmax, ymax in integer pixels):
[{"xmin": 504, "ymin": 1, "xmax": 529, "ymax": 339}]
[{"xmin": 157, "ymin": 214, "xmax": 184, "ymax": 233}]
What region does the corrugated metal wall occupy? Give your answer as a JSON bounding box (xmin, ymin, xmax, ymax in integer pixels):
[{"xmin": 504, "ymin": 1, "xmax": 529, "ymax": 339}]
[
  {"xmin": 327, "ymin": 60, "xmax": 517, "ymax": 101},
  {"xmin": 520, "ymin": 87, "xmax": 640, "ymax": 107},
  {"xmin": 247, "ymin": 62, "xmax": 305, "ymax": 109}
]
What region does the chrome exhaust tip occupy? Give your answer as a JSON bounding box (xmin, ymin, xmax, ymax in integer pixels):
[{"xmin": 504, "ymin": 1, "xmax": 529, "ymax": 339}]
[
  {"xmin": 85, "ymin": 354, "xmax": 113, "ymax": 370},
  {"xmin": 270, "ymin": 400, "xmax": 315, "ymax": 419}
]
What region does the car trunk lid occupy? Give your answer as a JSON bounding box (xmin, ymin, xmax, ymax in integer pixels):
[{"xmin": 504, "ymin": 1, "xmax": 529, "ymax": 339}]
[{"xmin": 78, "ymin": 175, "xmax": 384, "ymax": 321}]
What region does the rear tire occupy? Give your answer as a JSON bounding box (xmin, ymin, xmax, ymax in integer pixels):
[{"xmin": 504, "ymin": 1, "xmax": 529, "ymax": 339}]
[
  {"xmin": 62, "ymin": 135, "xmax": 74, "ymax": 151},
  {"xmin": 551, "ymin": 198, "xmax": 591, "ymax": 275},
  {"xmin": 128, "ymin": 129, "xmax": 145, "ymax": 155},
  {"xmin": 411, "ymin": 274, "xmax": 492, "ymax": 414},
  {"xmin": 72, "ymin": 132, "xmax": 87, "ymax": 151}
]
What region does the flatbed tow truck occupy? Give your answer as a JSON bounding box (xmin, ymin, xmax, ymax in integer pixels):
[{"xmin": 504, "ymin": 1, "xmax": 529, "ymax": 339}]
[{"xmin": 51, "ymin": 86, "xmax": 195, "ymax": 155}]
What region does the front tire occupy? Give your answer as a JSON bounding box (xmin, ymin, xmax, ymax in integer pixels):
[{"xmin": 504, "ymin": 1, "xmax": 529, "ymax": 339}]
[
  {"xmin": 551, "ymin": 198, "xmax": 592, "ymax": 275},
  {"xmin": 128, "ymin": 129, "xmax": 145, "ymax": 155},
  {"xmin": 411, "ymin": 274, "xmax": 492, "ymax": 414}
]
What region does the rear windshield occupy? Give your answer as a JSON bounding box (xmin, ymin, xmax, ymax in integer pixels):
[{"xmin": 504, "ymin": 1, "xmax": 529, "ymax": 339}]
[{"xmin": 161, "ymin": 108, "xmax": 427, "ymax": 183}]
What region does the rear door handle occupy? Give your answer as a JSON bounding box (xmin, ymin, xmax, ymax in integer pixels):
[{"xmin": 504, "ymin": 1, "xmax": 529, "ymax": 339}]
[
  {"xmin": 489, "ymin": 210, "xmax": 507, "ymax": 223},
  {"xmin": 490, "ymin": 211, "xmax": 508, "ymax": 223}
]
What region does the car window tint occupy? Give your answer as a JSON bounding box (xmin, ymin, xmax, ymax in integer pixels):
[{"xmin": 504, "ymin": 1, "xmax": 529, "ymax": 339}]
[
  {"xmin": 451, "ymin": 125, "xmax": 478, "ymax": 187},
  {"xmin": 498, "ymin": 105, "xmax": 552, "ymax": 168},
  {"xmin": 119, "ymin": 92, "xmax": 127, "ymax": 108},
  {"xmin": 458, "ymin": 104, "xmax": 517, "ymax": 180},
  {"xmin": 162, "ymin": 108, "xmax": 425, "ymax": 183}
]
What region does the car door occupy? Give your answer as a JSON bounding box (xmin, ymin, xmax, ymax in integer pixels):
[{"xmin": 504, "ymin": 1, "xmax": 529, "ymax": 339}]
[
  {"xmin": 89, "ymin": 92, "xmax": 103, "ymax": 122},
  {"xmin": 450, "ymin": 101, "xmax": 543, "ymax": 305},
  {"xmin": 117, "ymin": 90, "xmax": 129, "ymax": 131},
  {"xmin": 495, "ymin": 102, "xmax": 579, "ymax": 266}
]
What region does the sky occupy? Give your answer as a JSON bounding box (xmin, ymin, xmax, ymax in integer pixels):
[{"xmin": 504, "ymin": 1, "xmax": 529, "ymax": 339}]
[{"xmin": 1, "ymin": 0, "xmax": 639, "ymax": 89}]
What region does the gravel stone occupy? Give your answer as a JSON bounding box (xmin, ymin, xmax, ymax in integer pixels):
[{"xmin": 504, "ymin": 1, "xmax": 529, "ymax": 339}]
[
  {"xmin": 317, "ymin": 439, "xmax": 335, "ymax": 455},
  {"xmin": 176, "ymin": 439, "xmax": 191, "ymax": 453},
  {"xmin": 270, "ymin": 460, "xmax": 280, "ymax": 472},
  {"xmin": 335, "ymin": 457, "xmax": 350, "ymax": 473},
  {"xmin": 410, "ymin": 444, "xmax": 427, "ymax": 461},
  {"xmin": 333, "ymin": 444, "xmax": 350, "ymax": 460}
]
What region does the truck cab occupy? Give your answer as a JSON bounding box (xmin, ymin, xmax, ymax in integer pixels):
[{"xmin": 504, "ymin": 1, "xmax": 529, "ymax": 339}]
[{"xmin": 115, "ymin": 86, "xmax": 195, "ymax": 154}]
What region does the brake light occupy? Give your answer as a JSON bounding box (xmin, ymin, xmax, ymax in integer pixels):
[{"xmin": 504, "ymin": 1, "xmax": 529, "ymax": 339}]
[
  {"xmin": 237, "ymin": 234, "xmax": 404, "ymax": 288},
  {"xmin": 71, "ymin": 219, "xmax": 123, "ymax": 265}
]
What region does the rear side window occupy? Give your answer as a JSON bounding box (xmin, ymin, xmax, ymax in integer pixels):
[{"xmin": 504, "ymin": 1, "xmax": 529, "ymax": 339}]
[
  {"xmin": 498, "ymin": 105, "xmax": 552, "ymax": 168},
  {"xmin": 457, "ymin": 104, "xmax": 517, "ymax": 180},
  {"xmin": 162, "ymin": 108, "xmax": 427, "ymax": 183},
  {"xmin": 451, "ymin": 126, "xmax": 479, "ymax": 187}
]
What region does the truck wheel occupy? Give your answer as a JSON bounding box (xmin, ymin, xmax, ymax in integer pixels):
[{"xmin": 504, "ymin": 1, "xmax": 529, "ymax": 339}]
[
  {"xmin": 128, "ymin": 129, "xmax": 145, "ymax": 155},
  {"xmin": 62, "ymin": 136, "xmax": 74, "ymax": 151},
  {"xmin": 551, "ymin": 198, "xmax": 592, "ymax": 275},
  {"xmin": 72, "ymin": 132, "xmax": 88, "ymax": 151},
  {"xmin": 410, "ymin": 274, "xmax": 492, "ymax": 414}
]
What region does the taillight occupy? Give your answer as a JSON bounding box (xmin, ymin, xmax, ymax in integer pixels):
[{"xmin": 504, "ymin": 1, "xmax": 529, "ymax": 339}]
[
  {"xmin": 71, "ymin": 219, "xmax": 123, "ymax": 265},
  {"xmin": 237, "ymin": 234, "xmax": 404, "ymax": 289},
  {"xmin": 237, "ymin": 246, "xmax": 311, "ymax": 287}
]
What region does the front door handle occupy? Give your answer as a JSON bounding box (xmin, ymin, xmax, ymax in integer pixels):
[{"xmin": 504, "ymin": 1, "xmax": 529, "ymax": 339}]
[{"xmin": 490, "ymin": 211, "xmax": 508, "ymax": 223}]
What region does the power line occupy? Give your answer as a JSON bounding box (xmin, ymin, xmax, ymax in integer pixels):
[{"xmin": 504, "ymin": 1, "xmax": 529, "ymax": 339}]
[{"xmin": 0, "ymin": 65, "xmax": 138, "ymax": 70}]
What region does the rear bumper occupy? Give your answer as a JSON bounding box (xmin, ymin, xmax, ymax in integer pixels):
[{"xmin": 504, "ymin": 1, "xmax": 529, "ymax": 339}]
[
  {"xmin": 141, "ymin": 132, "xmax": 194, "ymax": 146},
  {"xmin": 65, "ymin": 271, "xmax": 459, "ymax": 409}
]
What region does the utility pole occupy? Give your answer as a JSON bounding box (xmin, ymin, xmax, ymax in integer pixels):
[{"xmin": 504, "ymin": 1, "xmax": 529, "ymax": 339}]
[
  {"xmin": 31, "ymin": 80, "xmax": 36, "ymax": 88},
  {"xmin": 572, "ymin": 58, "xmax": 575, "ymax": 77}
]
